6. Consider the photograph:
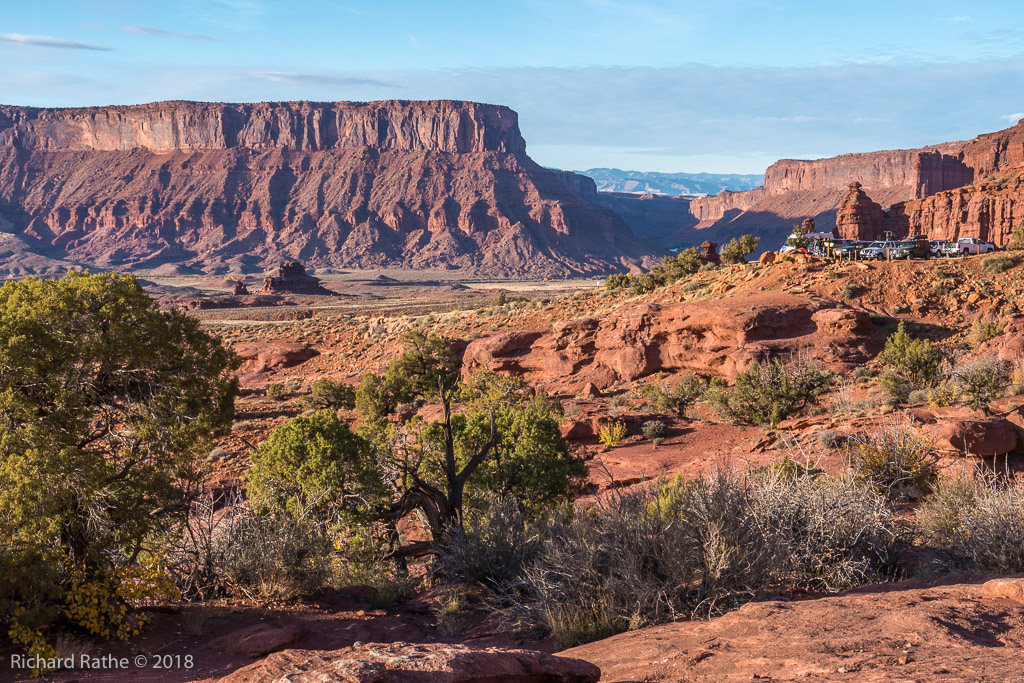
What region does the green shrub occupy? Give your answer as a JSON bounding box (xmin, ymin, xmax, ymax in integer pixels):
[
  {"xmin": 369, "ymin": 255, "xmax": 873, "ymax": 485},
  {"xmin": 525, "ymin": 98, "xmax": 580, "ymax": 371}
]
[
  {"xmin": 604, "ymin": 273, "xmax": 631, "ymax": 291},
  {"xmin": 1007, "ymin": 222, "xmax": 1024, "ymax": 250},
  {"xmin": 598, "ymin": 421, "xmax": 628, "ymax": 447},
  {"xmin": 947, "ymin": 357, "xmax": 1007, "ymax": 410},
  {"xmin": 706, "ymin": 357, "xmax": 834, "ymax": 428},
  {"xmin": 981, "ymin": 255, "xmax": 1016, "ymax": 274},
  {"xmin": 641, "ymin": 375, "xmax": 704, "ymax": 416},
  {"xmin": 878, "ymin": 322, "xmax": 943, "ymax": 389},
  {"xmin": 628, "ymin": 272, "xmax": 663, "ymax": 295},
  {"xmin": 305, "ymin": 378, "xmax": 356, "ymax": 410},
  {"xmin": 266, "ymin": 382, "xmax": 285, "ymax": 399},
  {"xmin": 641, "ymin": 420, "xmax": 668, "ymax": 440},
  {"xmin": 0, "ymin": 272, "xmax": 237, "ymax": 654},
  {"xmin": 839, "ymin": 283, "xmax": 859, "ymax": 300},
  {"xmin": 971, "ymin": 319, "xmax": 1007, "ymax": 349},
  {"xmin": 720, "ymin": 234, "xmax": 761, "ymax": 264}
]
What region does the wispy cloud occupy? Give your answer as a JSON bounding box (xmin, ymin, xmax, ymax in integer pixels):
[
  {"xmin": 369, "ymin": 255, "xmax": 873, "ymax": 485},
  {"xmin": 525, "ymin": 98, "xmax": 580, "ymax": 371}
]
[
  {"xmin": 250, "ymin": 71, "xmax": 395, "ymax": 88},
  {"xmin": 999, "ymin": 112, "xmax": 1024, "ymax": 122},
  {"xmin": 944, "ymin": 15, "xmax": 972, "ymax": 22},
  {"xmin": 121, "ymin": 26, "xmax": 220, "ymax": 43},
  {"xmin": 0, "ymin": 33, "xmax": 112, "ymax": 50}
]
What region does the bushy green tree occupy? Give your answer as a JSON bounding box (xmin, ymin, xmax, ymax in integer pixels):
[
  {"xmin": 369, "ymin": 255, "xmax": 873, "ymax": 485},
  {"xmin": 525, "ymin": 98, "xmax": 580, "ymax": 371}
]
[
  {"xmin": 720, "ymin": 234, "xmax": 761, "ymax": 264},
  {"xmin": 247, "ymin": 409, "xmax": 385, "ymax": 520},
  {"xmin": 0, "ymin": 272, "xmax": 238, "ymax": 649},
  {"xmin": 305, "ymin": 377, "xmax": 356, "ymax": 410},
  {"xmin": 707, "ymin": 357, "xmax": 833, "ymax": 428},
  {"xmin": 384, "ymin": 331, "xmax": 459, "ymax": 403},
  {"xmin": 786, "ymin": 222, "xmax": 811, "ymax": 250},
  {"xmin": 604, "ymin": 273, "xmax": 632, "ymax": 291},
  {"xmin": 365, "ymin": 370, "xmax": 584, "ymax": 553},
  {"xmin": 355, "ymin": 332, "xmax": 459, "ymax": 421}
]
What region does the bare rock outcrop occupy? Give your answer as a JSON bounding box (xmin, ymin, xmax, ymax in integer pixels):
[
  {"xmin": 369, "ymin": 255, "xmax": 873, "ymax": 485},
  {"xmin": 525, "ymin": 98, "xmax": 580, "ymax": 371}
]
[
  {"xmin": 835, "ymin": 182, "xmax": 885, "ymax": 240},
  {"xmin": 0, "ymin": 100, "xmax": 655, "ymax": 278},
  {"xmin": 686, "ymin": 144, "xmax": 968, "ymax": 241},
  {"xmin": 259, "ymin": 261, "xmax": 334, "ymax": 295},
  {"xmin": 217, "ymin": 641, "xmax": 601, "ymax": 683},
  {"xmin": 232, "ymin": 279, "xmax": 249, "ymax": 296},
  {"xmin": 563, "ymin": 578, "xmax": 1024, "ymax": 682},
  {"xmin": 462, "ymin": 294, "xmax": 882, "ymax": 392}
]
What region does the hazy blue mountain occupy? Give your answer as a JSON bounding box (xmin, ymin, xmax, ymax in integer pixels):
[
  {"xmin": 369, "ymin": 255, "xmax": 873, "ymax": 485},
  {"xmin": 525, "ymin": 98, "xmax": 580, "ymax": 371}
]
[{"xmin": 578, "ymin": 168, "xmax": 764, "ymax": 196}]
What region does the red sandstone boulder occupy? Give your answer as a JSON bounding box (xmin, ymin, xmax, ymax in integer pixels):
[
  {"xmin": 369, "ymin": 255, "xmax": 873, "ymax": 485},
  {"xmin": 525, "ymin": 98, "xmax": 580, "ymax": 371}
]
[
  {"xmin": 980, "ymin": 577, "xmax": 1024, "ymax": 604},
  {"xmin": 758, "ymin": 250, "xmax": 777, "ymax": 266},
  {"xmin": 218, "ymin": 642, "xmax": 600, "ymax": 683},
  {"xmin": 811, "ymin": 307, "xmax": 871, "ymax": 335},
  {"xmin": 213, "ymin": 623, "xmax": 305, "ymax": 658},
  {"xmin": 234, "ymin": 341, "xmax": 319, "ymax": 373},
  {"xmin": 928, "ymin": 416, "xmax": 1018, "ymax": 456},
  {"xmin": 232, "ymin": 279, "xmax": 250, "ymax": 296}
]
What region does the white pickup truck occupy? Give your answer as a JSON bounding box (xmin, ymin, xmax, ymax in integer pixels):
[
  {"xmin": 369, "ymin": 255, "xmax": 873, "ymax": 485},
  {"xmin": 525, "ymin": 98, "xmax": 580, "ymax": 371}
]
[{"xmin": 942, "ymin": 237, "xmax": 997, "ymax": 256}]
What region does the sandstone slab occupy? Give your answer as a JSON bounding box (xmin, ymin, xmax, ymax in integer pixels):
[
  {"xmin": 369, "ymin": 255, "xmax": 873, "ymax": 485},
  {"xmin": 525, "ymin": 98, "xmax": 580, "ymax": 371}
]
[{"xmin": 218, "ymin": 641, "xmax": 600, "ymax": 683}]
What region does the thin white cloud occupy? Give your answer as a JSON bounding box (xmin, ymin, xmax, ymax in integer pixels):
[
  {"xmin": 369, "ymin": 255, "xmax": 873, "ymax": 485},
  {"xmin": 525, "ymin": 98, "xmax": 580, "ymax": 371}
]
[
  {"xmin": 121, "ymin": 26, "xmax": 220, "ymax": 43},
  {"xmin": 945, "ymin": 15, "xmax": 972, "ymax": 22},
  {"xmin": 0, "ymin": 33, "xmax": 112, "ymax": 50},
  {"xmin": 250, "ymin": 71, "xmax": 395, "ymax": 88},
  {"xmin": 999, "ymin": 112, "xmax": 1024, "ymax": 122}
]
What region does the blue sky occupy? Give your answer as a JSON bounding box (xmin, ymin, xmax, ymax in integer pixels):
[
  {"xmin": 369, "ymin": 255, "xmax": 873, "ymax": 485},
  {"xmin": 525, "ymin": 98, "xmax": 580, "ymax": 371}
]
[{"xmin": 2, "ymin": 0, "xmax": 1023, "ymax": 173}]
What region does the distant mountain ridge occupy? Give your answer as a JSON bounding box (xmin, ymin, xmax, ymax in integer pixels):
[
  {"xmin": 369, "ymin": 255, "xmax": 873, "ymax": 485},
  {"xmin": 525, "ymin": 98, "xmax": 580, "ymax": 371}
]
[
  {"xmin": 578, "ymin": 168, "xmax": 764, "ymax": 196},
  {"xmin": 0, "ymin": 100, "xmax": 660, "ymax": 277}
]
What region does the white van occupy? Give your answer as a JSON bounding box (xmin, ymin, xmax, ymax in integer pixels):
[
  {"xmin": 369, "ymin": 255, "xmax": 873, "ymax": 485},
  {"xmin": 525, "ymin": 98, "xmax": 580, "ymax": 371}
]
[{"xmin": 779, "ymin": 231, "xmax": 835, "ymax": 254}]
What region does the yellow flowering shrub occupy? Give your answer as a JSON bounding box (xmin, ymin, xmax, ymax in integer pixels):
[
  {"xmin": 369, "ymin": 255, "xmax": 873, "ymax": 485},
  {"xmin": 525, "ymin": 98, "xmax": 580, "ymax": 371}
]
[
  {"xmin": 598, "ymin": 421, "xmax": 628, "ymax": 447},
  {"xmin": 7, "ymin": 607, "xmax": 59, "ymax": 675},
  {"xmin": 62, "ymin": 558, "xmax": 179, "ymax": 641}
]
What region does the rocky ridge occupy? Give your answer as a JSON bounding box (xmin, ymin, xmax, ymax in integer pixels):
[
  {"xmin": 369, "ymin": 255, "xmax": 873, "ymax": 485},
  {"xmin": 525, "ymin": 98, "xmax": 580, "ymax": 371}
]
[
  {"xmin": 0, "ymin": 100, "xmax": 656, "ymax": 277},
  {"xmin": 670, "ymin": 119, "xmax": 1024, "ymax": 251}
]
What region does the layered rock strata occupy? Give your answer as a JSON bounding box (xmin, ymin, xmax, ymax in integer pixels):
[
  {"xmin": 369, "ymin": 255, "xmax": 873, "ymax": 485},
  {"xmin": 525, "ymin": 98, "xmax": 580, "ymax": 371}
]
[{"xmin": 0, "ymin": 100, "xmax": 655, "ymax": 277}]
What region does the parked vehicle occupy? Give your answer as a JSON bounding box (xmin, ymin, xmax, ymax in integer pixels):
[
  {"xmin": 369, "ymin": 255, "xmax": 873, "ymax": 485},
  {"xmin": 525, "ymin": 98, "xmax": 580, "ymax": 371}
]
[
  {"xmin": 889, "ymin": 240, "xmax": 917, "ymax": 260},
  {"xmin": 859, "ymin": 240, "xmax": 901, "ymax": 260},
  {"xmin": 833, "ymin": 240, "xmax": 871, "ymax": 259},
  {"xmin": 942, "ymin": 237, "xmax": 997, "ymax": 256},
  {"xmin": 929, "ymin": 240, "xmax": 949, "ymax": 257},
  {"xmin": 812, "ymin": 238, "xmax": 856, "ymax": 257},
  {"xmin": 780, "ymin": 231, "xmax": 834, "ymax": 254},
  {"xmin": 890, "ymin": 235, "xmax": 931, "ymax": 259}
]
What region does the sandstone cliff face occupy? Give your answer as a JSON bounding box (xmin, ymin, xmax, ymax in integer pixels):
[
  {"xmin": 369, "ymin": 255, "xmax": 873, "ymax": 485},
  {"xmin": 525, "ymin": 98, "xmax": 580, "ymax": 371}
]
[
  {"xmin": 0, "ymin": 100, "xmax": 654, "ymax": 277},
  {"xmin": 688, "ymin": 145, "xmax": 968, "ymax": 230},
  {"xmin": 887, "ymin": 176, "xmax": 1024, "ymax": 244},
  {"xmin": 960, "ymin": 118, "xmax": 1024, "ymax": 175},
  {"xmin": 0, "ymin": 100, "xmax": 526, "ymax": 155},
  {"xmin": 682, "ymin": 142, "xmax": 972, "ymax": 250}
]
